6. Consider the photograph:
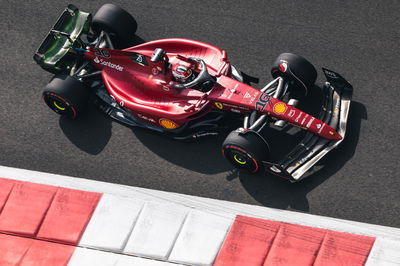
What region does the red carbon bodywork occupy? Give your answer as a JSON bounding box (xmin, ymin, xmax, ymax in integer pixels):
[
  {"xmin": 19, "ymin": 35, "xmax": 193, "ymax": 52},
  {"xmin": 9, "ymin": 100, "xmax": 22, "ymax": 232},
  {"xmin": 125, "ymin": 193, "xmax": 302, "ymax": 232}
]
[{"xmin": 84, "ymin": 38, "xmax": 341, "ymax": 140}]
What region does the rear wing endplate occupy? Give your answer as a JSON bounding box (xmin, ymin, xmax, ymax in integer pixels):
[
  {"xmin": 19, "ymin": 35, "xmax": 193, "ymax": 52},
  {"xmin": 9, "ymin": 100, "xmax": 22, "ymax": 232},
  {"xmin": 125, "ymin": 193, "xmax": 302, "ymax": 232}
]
[{"xmin": 33, "ymin": 4, "xmax": 91, "ymax": 72}]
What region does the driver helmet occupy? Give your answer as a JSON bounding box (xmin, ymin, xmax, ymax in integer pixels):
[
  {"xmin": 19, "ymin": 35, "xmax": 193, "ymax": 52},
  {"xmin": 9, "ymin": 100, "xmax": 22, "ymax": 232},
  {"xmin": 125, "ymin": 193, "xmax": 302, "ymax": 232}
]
[{"xmin": 172, "ymin": 64, "xmax": 193, "ymax": 83}]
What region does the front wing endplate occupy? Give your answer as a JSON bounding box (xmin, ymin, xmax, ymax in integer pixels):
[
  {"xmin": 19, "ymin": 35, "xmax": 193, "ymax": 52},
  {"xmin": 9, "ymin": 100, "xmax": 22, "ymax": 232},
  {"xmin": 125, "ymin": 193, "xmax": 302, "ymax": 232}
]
[{"xmin": 262, "ymin": 68, "xmax": 353, "ymax": 182}]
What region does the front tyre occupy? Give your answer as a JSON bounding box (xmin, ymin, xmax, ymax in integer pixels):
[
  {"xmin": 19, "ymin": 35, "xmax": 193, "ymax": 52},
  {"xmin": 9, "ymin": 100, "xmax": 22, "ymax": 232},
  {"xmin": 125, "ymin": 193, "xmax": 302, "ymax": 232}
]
[
  {"xmin": 271, "ymin": 53, "xmax": 317, "ymax": 98},
  {"xmin": 222, "ymin": 130, "xmax": 269, "ymax": 173},
  {"xmin": 42, "ymin": 75, "xmax": 89, "ymax": 119}
]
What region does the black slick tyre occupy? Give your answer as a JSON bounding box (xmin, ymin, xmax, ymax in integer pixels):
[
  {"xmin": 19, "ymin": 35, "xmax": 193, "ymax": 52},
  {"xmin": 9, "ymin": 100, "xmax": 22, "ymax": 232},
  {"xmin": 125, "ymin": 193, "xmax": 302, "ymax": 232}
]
[
  {"xmin": 91, "ymin": 4, "xmax": 137, "ymax": 47},
  {"xmin": 222, "ymin": 130, "xmax": 269, "ymax": 173},
  {"xmin": 42, "ymin": 74, "xmax": 89, "ymax": 119},
  {"xmin": 271, "ymin": 53, "xmax": 317, "ymax": 97}
]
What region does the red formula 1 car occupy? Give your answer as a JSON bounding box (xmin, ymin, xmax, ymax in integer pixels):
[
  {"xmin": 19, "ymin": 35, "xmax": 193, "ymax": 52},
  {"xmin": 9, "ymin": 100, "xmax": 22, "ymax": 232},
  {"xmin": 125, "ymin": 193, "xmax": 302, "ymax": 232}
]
[{"xmin": 34, "ymin": 4, "xmax": 353, "ymax": 181}]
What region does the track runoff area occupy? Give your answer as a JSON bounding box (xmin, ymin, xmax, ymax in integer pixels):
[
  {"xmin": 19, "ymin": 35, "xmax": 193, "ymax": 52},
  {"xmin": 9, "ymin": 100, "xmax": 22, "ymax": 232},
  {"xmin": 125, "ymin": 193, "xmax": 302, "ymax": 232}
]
[{"xmin": 0, "ymin": 165, "xmax": 399, "ymax": 265}]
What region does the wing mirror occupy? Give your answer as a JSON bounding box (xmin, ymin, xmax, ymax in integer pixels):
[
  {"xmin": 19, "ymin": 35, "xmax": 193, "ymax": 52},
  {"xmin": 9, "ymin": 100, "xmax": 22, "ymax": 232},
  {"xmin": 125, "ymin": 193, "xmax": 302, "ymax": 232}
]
[{"xmin": 151, "ymin": 48, "xmax": 167, "ymax": 63}]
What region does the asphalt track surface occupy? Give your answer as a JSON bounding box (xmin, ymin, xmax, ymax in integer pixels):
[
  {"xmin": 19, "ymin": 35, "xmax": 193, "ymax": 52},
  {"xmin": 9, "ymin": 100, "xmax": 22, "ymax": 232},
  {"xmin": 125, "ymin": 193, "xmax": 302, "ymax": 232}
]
[{"xmin": 1, "ymin": 1, "xmax": 399, "ymax": 227}]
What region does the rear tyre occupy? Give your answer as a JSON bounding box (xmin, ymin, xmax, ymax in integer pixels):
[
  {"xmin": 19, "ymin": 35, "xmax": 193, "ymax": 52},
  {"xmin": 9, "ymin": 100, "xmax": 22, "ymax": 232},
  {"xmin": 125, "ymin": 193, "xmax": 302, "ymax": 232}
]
[
  {"xmin": 271, "ymin": 53, "xmax": 317, "ymax": 98},
  {"xmin": 42, "ymin": 75, "xmax": 89, "ymax": 119},
  {"xmin": 222, "ymin": 130, "xmax": 269, "ymax": 173},
  {"xmin": 91, "ymin": 3, "xmax": 137, "ymax": 48}
]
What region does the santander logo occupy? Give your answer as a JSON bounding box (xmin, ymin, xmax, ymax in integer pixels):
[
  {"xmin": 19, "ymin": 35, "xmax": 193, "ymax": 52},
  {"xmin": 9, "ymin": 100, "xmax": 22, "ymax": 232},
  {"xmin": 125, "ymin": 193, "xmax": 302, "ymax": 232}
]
[{"xmin": 93, "ymin": 57, "xmax": 124, "ymax": 72}]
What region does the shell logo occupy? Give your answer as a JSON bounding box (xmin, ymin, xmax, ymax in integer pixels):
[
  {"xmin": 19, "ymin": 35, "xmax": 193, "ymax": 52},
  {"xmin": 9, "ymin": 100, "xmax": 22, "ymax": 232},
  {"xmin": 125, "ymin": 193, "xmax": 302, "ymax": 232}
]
[
  {"xmin": 215, "ymin": 102, "xmax": 224, "ymax": 109},
  {"xmin": 273, "ymin": 103, "xmax": 287, "ymax": 114},
  {"xmin": 159, "ymin": 118, "xmax": 178, "ymax": 129}
]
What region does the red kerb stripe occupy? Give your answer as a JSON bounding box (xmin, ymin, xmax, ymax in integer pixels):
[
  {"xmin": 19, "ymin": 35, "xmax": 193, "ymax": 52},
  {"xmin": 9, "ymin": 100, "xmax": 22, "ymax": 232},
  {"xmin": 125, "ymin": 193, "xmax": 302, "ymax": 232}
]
[
  {"xmin": 215, "ymin": 215, "xmax": 375, "ymax": 266},
  {"xmin": 37, "ymin": 187, "xmax": 101, "ymax": 245},
  {"xmin": 0, "ymin": 182, "xmax": 57, "ymax": 236}
]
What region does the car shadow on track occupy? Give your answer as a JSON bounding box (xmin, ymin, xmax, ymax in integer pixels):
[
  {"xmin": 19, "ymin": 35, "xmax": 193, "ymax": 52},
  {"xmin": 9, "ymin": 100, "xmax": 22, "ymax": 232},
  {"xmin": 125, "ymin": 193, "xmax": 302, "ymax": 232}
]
[
  {"xmin": 132, "ymin": 128, "xmax": 232, "ymax": 174},
  {"xmin": 59, "ymin": 104, "xmax": 113, "ymax": 155},
  {"xmin": 238, "ymin": 101, "xmax": 367, "ymax": 212}
]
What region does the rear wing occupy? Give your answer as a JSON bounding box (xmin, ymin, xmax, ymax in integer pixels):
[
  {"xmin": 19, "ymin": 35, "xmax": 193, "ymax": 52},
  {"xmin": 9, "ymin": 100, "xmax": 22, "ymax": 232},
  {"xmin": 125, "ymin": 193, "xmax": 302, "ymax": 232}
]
[
  {"xmin": 33, "ymin": 4, "xmax": 91, "ymax": 73},
  {"xmin": 263, "ymin": 68, "xmax": 353, "ymax": 182}
]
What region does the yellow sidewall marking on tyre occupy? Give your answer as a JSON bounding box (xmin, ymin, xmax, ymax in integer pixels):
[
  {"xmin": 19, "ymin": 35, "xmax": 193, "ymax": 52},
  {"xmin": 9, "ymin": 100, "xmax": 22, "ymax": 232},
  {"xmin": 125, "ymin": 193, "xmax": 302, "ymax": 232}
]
[
  {"xmin": 215, "ymin": 102, "xmax": 223, "ymax": 109},
  {"xmin": 233, "ymin": 154, "xmax": 247, "ymax": 165},
  {"xmin": 53, "ymin": 101, "xmax": 66, "ymax": 111},
  {"xmin": 273, "ymin": 103, "xmax": 286, "ymax": 114},
  {"xmin": 159, "ymin": 118, "xmax": 178, "ymax": 129}
]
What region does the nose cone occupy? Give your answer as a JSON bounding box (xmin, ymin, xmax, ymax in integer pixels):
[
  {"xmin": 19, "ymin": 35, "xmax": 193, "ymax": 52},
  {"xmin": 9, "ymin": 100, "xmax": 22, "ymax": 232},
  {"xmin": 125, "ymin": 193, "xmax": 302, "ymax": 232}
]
[
  {"xmin": 319, "ymin": 123, "xmax": 342, "ymax": 140},
  {"xmin": 329, "ymin": 131, "xmax": 343, "ymax": 140},
  {"xmin": 324, "ymin": 128, "xmax": 342, "ymax": 140}
]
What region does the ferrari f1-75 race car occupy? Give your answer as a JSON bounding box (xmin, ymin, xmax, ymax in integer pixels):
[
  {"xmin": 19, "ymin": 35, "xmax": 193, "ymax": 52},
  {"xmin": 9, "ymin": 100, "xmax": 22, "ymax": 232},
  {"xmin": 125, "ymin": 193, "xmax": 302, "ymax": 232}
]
[{"xmin": 34, "ymin": 4, "xmax": 353, "ymax": 182}]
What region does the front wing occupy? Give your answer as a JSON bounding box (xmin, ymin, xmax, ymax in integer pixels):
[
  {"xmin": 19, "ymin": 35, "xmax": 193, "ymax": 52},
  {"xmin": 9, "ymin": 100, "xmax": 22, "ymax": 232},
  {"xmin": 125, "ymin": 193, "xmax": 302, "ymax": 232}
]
[{"xmin": 263, "ymin": 68, "xmax": 353, "ymax": 182}]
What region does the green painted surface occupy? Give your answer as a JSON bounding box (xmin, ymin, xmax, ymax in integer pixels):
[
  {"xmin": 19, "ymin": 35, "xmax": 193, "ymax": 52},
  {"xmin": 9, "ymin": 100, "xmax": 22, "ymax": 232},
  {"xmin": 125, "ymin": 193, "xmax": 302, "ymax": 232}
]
[{"xmin": 34, "ymin": 7, "xmax": 91, "ymax": 72}]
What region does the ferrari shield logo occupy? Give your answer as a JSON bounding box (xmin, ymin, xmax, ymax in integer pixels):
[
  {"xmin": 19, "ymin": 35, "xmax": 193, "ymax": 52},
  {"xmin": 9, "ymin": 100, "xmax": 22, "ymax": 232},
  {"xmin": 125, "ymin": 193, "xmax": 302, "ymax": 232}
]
[{"xmin": 215, "ymin": 102, "xmax": 224, "ymax": 109}]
